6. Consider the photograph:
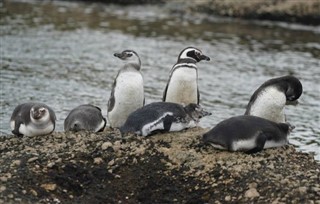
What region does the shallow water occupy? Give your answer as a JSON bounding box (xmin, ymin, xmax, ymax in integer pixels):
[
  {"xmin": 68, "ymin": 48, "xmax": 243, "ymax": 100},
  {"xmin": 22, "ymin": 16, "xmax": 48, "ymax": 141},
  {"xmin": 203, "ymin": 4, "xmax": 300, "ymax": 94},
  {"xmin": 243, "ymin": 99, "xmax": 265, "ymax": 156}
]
[{"xmin": 1, "ymin": 0, "xmax": 319, "ymax": 159}]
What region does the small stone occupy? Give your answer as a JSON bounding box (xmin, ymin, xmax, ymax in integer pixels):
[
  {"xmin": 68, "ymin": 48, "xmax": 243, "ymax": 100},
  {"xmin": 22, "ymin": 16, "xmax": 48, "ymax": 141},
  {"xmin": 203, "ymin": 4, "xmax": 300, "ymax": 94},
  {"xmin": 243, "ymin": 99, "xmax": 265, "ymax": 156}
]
[
  {"xmin": 12, "ymin": 160, "xmax": 21, "ymax": 166},
  {"xmin": 244, "ymin": 188, "xmax": 260, "ymax": 198},
  {"xmin": 0, "ymin": 177, "xmax": 7, "ymax": 182},
  {"xmin": 28, "ymin": 157, "xmax": 38, "ymax": 163},
  {"xmin": 8, "ymin": 194, "xmax": 13, "ymax": 199},
  {"xmin": 113, "ymin": 141, "xmax": 121, "ymax": 152},
  {"xmin": 30, "ymin": 189, "xmax": 38, "ymax": 196},
  {"xmin": 298, "ymin": 186, "xmax": 307, "ymax": 194},
  {"xmin": 225, "ymin": 195, "xmax": 231, "ymax": 201},
  {"xmin": 108, "ymin": 159, "xmax": 115, "ymax": 166},
  {"xmin": 41, "ymin": 183, "xmax": 57, "ymax": 191},
  {"xmin": 101, "ymin": 142, "xmax": 112, "ymax": 150},
  {"xmin": 94, "ymin": 157, "xmax": 104, "ymax": 165},
  {"xmin": 248, "ymin": 182, "xmax": 258, "ymax": 188},
  {"xmin": 0, "ymin": 186, "xmax": 6, "ymax": 193},
  {"xmin": 22, "ymin": 190, "xmax": 27, "ymax": 194},
  {"xmin": 47, "ymin": 162, "xmax": 55, "ymax": 168}
]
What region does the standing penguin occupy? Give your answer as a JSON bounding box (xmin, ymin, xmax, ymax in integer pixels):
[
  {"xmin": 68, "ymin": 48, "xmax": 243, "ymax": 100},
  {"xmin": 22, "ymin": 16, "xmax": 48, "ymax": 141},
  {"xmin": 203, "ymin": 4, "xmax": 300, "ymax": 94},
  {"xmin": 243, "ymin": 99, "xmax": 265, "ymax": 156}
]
[
  {"xmin": 202, "ymin": 115, "xmax": 294, "ymax": 153},
  {"xmin": 245, "ymin": 75, "xmax": 303, "ymax": 123},
  {"xmin": 10, "ymin": 102, "xmax": 56, "ymax": 137},
  {"xmin": 163, "ymin": 47, "xmax": 210, "ymax": 105},
  {"xmin": 64, "ymin": 104, "xmax": 106, "ymax": 132},
  {"xmin": 120, "ymin": 102, "xmax": 211, "ymax": 137},
  {"xmin": 107, "ymin": 50, "xmax": 144, "ymax": 128}
]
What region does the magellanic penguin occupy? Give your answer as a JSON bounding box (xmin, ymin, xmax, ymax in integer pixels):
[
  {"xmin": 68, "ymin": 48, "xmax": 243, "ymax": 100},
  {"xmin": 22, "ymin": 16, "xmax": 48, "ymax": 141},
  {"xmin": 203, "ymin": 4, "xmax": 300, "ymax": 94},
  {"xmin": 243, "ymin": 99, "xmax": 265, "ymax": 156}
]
[
  {"xmin": 120, "ymin": 102, "xmax": 211, "ymax": 137},
  {"xmin": 64, "ymin": 104, "xmax": 106, "ymax": 132},
  {"xmin": 163, "ymin": 47, "xmax": 210, "ymax": 105},
  {"xmin": 245, "ymin": 75, "xmax": 303, "ymax": 123},
  {"xmin": 202, "ymin": 115, "xmax": 294, "ymax": 154},
  {"xmin": 10, "ymin": 102, "xmax": 56, "ymax": 137},
  {"xmin": 107, "ymin": 50, "xmax": 145, "ymax": 128}
]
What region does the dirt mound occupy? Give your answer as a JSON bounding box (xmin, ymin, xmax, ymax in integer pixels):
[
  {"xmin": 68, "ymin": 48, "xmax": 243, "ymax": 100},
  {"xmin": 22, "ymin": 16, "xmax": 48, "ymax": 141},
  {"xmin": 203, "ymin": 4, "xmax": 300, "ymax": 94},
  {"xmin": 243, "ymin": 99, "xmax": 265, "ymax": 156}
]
[{"xmin": 0, "ymin": 128, "xmax": 319, "ymax": 203}]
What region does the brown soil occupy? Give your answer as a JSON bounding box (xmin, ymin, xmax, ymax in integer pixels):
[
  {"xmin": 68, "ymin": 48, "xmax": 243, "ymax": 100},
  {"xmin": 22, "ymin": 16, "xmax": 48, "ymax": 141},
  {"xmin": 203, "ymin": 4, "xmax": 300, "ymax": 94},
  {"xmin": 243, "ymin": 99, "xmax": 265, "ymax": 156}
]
[{"xmin": 1, "ymin": 127, "xmax": 319, "ymax": 203}]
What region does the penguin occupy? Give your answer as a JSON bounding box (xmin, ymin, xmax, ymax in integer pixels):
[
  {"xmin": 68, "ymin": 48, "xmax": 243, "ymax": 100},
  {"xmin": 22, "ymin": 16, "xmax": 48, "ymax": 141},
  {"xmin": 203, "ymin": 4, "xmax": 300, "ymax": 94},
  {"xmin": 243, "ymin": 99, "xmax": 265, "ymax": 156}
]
[
  {"xmin": 163, "ymin": 47, "xmax": 210, "ymax": 105},
  {"xmin": 64, "ymin": 104, "xmax": 106, "ymax": 132},
  {"xmin": 120, "ymin": 102, "xmax": 211, "ymax": 137},
  {"xmin": 107, "ymin": 49, "xmax": 145, "ymax": 128},
  {"xmin": 202, "ymin": 115, "xmax": 294, "ymax": 154},
  {"xmin": 10, "ymin": 102, "xmax": 56, "ymax": 137},
  {"xmin": 245, "ymin": 75, "xmax": 303, "ymax": 123}
]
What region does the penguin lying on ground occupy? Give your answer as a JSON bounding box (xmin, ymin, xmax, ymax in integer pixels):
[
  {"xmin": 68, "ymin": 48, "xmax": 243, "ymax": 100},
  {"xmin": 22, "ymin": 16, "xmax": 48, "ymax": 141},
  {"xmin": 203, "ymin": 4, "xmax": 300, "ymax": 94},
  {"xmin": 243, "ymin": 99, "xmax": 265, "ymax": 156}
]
[
  {"xmin": 10, "ymin": 102, "xmax": 56, "ymax": 137},
  {"xmin": 64, "ymin": 104, "xmax": 106, "ymax": 132},
  {"xmin": 245, "ymin": 75, "xmax": 303, "ymax": 123},
  {"xmin": 163, "ymin": 47, "xmax": 210, "ymax": 105},
  {"xmin": 120, "ymin": 102, "xmax": 211, "ymax": 137},
  {"xmin": 202, "ymin": 115, "xmax": 294, "ymax": 154},
  {"xmin": 107, "ymin": 49, "xmax": 145, "ymax": 128}
]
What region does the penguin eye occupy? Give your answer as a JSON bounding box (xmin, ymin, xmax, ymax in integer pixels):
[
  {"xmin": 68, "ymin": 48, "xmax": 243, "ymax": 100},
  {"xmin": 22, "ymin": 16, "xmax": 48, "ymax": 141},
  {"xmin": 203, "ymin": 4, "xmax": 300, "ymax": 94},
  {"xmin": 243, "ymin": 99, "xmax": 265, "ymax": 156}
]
[{"xmin": 126, "ymin": 53, "xmax": 133, "ymax": 57}]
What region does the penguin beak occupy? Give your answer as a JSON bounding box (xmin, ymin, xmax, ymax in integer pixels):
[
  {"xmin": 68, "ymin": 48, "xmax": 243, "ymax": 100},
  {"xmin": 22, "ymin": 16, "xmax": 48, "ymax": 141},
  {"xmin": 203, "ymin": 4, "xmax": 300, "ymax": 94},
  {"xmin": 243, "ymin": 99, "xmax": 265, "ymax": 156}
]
[
  {"xmin": 200, "ymin": 55, "xmax": 210, "ymax": 61},
  {"xmin": 114, "ymin": 53, "xmax": 121, "ymax": 58},
  {"xmin": 286, "ymin": 100, "xmax": 299, "ymax": 106}
]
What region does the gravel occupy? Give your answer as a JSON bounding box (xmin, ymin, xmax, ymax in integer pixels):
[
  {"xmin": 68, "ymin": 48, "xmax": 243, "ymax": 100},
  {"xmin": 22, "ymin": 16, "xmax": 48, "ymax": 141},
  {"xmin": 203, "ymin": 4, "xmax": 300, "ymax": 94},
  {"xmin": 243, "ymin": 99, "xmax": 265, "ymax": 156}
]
[{"xmin": 0, "ymin": 127, "xmax": 319, "ymax": 203}]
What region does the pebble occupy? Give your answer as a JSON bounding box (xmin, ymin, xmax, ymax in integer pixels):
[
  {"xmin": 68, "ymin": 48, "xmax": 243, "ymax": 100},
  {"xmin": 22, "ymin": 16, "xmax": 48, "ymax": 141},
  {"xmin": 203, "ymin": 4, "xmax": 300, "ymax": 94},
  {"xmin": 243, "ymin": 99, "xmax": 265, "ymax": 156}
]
[
  {"xmin": 28, "ymin": 157, "xmax": 38, "ymax": 163},
  {"xmin": 225, "ymin": 195, "xmax": 231, "ymax": 201},
  {"xmin": 94, "ymin": 157, "xmax": 103, "ymax": 165},
  {"xmin": 0, "ymin": 186, "xmax": 6, "ymax": 193},
  {"xmin": 41, "ymin": 183, "xmax": 57, "ymax": 191},
  {"xmin": 244, "ymin": 188, "xmax": 260, "ymax": 198},
  {"xmin": 101, "ymin": 142, "xmax": 112, "ymax": 150},
  {"xmin": 11, "ymin": 160, "xmax": 21, "ymax": 166}
]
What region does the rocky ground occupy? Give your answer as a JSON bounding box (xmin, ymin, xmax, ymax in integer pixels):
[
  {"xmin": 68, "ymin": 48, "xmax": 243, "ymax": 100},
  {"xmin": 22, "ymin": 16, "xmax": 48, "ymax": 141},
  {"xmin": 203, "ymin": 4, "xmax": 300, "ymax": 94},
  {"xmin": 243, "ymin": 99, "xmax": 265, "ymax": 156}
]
[
  {"xmin": 0, "ymin": 127, "xmax": 319, "ymax": 203},
  {"xmin": 90, "ymin": 0, "xmax": 320, "ymax": 25}
]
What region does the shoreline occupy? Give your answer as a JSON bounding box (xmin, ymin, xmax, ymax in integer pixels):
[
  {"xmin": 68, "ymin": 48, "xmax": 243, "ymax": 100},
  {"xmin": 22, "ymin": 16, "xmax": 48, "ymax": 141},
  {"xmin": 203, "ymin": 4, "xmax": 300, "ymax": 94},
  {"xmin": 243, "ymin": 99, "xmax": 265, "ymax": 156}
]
[{"xmin": 1, "ymin": 128, "xmax": 319, "ymax": 203}]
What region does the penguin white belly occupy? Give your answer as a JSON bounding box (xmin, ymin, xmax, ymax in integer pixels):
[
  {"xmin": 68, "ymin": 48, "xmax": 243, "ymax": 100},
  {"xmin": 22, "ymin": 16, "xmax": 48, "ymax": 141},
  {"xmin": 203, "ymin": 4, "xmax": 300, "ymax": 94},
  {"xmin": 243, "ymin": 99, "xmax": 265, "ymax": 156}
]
[
  {"xmin": 94, "ymin": 120, "xmax": 106, "ymax": 132},
  {"xmin": 19, "ymin": 123, "xmax": 54, "ymax": 137},
  {"xmin": 108, "ymin": 72, "xmax": 144, "ymax": 128},
  {"xmin": 165, "ymin": 68, "xmax": 197, "ymax": 105},
  {"xmin": 249, "ymin": 87, "xmax": 286, "ymax": 123},
  {"xmin": 264, "ymin": 139, "xmax": 288, "ymax": 149},
  {"xmin": 231, "ymin": 138, "xmax": 257, "ymax": 151}
]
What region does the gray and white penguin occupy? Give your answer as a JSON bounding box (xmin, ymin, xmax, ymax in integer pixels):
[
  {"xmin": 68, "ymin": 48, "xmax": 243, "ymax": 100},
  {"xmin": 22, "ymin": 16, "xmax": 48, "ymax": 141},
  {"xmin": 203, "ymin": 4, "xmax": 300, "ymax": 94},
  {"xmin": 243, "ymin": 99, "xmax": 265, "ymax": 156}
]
[
  {"xmin": 10, "ymin": 102, "xmax": 56, "ymax": 137},
  {"xmin": 245, "ymin": 75, "xmax": 303, "ymax": 123},
  {"xmin": 120, "ymin": 102, "xmax": 211, "ymax": 137},
  {"xmin": 202, "ymin": 115, "xmax": 294, "ymax": 154},
  {"xmin": 64, "ymin": 104, "xmax": 106, "ymax": 132},
  {"xmin": 163, "ymin": 47, "xmax": 210, "ymax": 105},
  {"xmin": 107, "ymin": 50, "xmax": 145, "ymax": 128}
]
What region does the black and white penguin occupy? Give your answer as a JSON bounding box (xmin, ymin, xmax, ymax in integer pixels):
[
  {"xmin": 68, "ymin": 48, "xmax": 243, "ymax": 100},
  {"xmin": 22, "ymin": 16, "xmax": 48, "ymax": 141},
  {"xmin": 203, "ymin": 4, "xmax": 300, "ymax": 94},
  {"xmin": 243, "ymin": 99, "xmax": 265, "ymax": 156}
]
[
  {"xmin": 120, "ymin": 102, "xmax": 211, "ymax": 137},
  {"xmin": 64, "ymin": 104, "xmax": 106, "ymax": 132},
  {"xmin": 107, "ymin": 50, "xmax": 145, "ymax": 128},
  {"xmin": 10, "ymin": 102, "xmax": 56, "ymax": 137},
  {"xmin": 202, "ymin": 115, "xmax": 294, "ymax": 154},
  {"xmin": 245, "ymin": 75, "xmax": 303, "ymax": 123},
  {"xmin": 163, "ymin": 47, "xmax": 210, "ymax": 105}
]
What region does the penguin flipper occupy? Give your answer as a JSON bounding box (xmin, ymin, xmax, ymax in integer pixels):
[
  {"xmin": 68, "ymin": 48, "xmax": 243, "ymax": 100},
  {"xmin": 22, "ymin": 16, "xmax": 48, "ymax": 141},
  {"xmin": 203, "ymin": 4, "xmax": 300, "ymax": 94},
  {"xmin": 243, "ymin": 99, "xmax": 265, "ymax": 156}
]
[
  {"xmin": 163, "ymin": 115, "xmax": 175, "ymax": 131},
  {"xmin": 245, "ymin": 132, "xmax": 267, "ymax": 154},
  {"xmin": 13, "ymin": 120, "xmax": 23, "ymax": 137},
  {"xmin": 162, "ymin": 81, "xmax": 169, "ymax": 102}
]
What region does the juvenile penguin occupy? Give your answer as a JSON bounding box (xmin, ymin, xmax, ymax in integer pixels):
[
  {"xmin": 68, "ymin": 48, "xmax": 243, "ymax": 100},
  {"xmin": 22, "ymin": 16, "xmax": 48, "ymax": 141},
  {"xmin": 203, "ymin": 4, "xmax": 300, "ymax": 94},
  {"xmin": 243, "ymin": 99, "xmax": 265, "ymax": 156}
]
[
  {"xmin": 10, "ymin": 102, "xmax": 56, "ymax": 137},
  {"xmin": 245, "ymin": 75, "xmax": 303, "ymax": 123},
  {"xmin": 120, "ymin": 102, "xmax": 211, "ymax": 137},
  {"xmin": 202, "ymin": 115, "xmax": 294, "ymax": 154},
  {"xmin": 107, "ymin": 50, "xmax": 144, "ymax": 128},
  {"xmin": 64, "ymin": 104, "xmax": 106, "ymax": 132},
  {"xmin": 163, "ymin": 47, "xmax": 210, "ymax": 105}
]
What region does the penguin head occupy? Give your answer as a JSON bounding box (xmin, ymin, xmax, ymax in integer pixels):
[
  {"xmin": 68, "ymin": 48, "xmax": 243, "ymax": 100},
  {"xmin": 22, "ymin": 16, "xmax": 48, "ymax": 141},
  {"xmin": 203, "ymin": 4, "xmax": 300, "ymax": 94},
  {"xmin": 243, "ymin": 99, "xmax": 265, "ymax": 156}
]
[
  {"xmin": 30, "ymin": 105, "xmax": 49, "ymax": 122},
  {"xmin": 184, "ymin": 103, "xmax": 211, "ymax": 122},
  {"xmin": 114, "ymin": 50, "xmax": 141, "ymax": 67},
  {"xmin": 283, "ymin": 76, "xmax": 303, "ymax": 105},
  {"xmin": 178, "ymin": 47, "xmax": 210, "ymax": 63}
]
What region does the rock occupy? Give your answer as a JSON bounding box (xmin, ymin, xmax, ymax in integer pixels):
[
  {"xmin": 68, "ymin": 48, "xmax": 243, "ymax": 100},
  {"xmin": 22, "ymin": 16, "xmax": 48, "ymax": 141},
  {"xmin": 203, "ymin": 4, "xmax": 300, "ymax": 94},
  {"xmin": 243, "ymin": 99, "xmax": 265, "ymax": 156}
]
[
  {"xmin": 11, "ymin": 160, "xmax": 21, "ymax": 166},
  {"xmin": 41, "ymin": 183, "xmax": 57, "ymax": 191},
  {"xmin": 0, "ymin": 186, "xmax": 6, "ymax": 193},
  {"xmin": 244, "ymin": 188, "xmax": 260, "ymax": 198},
  {"xmin": 225, "ymin": 195, "xmax": 231, "ymax": 201},
  {"xmin": 101, "ymin": 142, "xmax": 112, "ymax": 150},
  {"xmin": 94, "ymin": 157, "xmax": 103, "ymax": 165},
  {"xmin": 27, "ymin": 157, "xmax": 38, "ymax": 163}
]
